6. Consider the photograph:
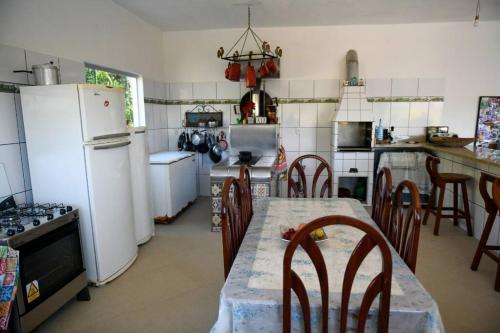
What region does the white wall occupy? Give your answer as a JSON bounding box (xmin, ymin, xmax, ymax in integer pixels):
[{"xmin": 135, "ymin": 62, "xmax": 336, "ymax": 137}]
[
  {"xmin": 0, "ymin": 0, "xmax": 164, "ymax": 80},
  {"xmin": 162, "ymin": 22, "xmax": 500, "ymax": 136}
]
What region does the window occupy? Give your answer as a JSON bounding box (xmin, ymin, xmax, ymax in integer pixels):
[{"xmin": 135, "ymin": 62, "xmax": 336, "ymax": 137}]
[{"xmin": 84, "ymin": 64, "xmax": 143, "ymax": 128}]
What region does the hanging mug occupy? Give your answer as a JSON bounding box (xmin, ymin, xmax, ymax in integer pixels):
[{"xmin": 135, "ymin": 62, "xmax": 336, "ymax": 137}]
[
  {"xmin": 225, "ymin": 63, "xmax": 231, "ymax": 80},
  {"xmin": 258, "ymin": 61, "xmax": 269, "ymax": 78},
  {"xmin": 266, "ymin": 59, "xmax": 277, "ymax": 73},
  {"xmin": 245, "ymin": 62, "xmax": 256, "ymax": 88},
  {"xmin": 228, "ymin": 62, "xmax": 241, "ymax": 81}
]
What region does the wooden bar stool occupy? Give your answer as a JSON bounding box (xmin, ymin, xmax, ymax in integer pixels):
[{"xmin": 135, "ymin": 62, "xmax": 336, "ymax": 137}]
[
  {"xmin": 423, "ymin": 156, "xmax": 473, "ymax": 236},
  {"xmin": 471, "ymin": 173, "xmax": 500, "ymax": 291}
]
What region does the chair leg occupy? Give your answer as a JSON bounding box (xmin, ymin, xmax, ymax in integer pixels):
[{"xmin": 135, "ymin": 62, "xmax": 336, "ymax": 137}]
[
  {"xmin": 461, "ymin": 181, "xmax": 473, "ymax": 236},
  {"xmin": 495, "ymin": 260, "xmax": 500, "ymax": 292},
  {"xmin": 423, "ymin": 184, "xmax": 436, "ymax": 226},
  {"xmin": 471, "ymin": 213, "xmax": 495, "ymax": 270},
  {"xmin": 453, "ymin": 183, "xmax": 458, "ymax": 226},
  {"xmin": 434, "ymin": 186, "xmax": 446, "ymax": 236}
]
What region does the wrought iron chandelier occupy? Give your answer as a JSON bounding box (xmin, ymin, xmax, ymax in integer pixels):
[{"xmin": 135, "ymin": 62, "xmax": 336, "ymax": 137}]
[{"xmin": 217, "ymin": 6, "xmax": 282, "ymax": 62}]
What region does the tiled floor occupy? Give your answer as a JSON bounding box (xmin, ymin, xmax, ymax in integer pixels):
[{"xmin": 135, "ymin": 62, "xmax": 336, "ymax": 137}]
[{"xmin": 37, "ymin": 198, "xmax": 500, "ymax": 333}]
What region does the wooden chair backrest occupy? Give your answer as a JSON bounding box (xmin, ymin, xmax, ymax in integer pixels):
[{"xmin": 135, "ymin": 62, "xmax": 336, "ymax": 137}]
[
  {"xmin": 287, "ymin": 154, "xmax": 333, "ymax": 198},
  {"xmin": 283, "ymin": 215, "xmax": 392, "ymax": 333},
  {"xmin": 493, "ymin": 178, "xmax": 500, "ymax": 210},
  {"xmin": 239, "ymin": 165, "xmax": 253, "ymax": 230},
  {"xmin": 425, "ymin": 156, "xmax": 442, "ymax": 185},
  {"xmin": 387, "ymin": 180, "xmax": 422, "ymax": 273},
  {"xmin": 372, "ymin": 167, "xmax": 393, "ymax": 234},
  {"xmin": 221, "ymin": 177, "xmax": 243, "ymax": 279},
  {"xmin": 479, "ymin": 172, "xmax": 500, "ymax": 215}
]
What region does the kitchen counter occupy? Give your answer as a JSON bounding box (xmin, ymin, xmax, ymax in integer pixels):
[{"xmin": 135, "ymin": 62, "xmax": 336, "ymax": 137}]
[{"xmin": 374, "ymin": 142, "xmax": 500, "ymax": 167}]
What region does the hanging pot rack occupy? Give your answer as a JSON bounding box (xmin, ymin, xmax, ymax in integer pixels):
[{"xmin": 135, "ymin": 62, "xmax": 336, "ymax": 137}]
[{"xmin": 217, "ymin": 6, "xmax": 282, "ymax": 63}]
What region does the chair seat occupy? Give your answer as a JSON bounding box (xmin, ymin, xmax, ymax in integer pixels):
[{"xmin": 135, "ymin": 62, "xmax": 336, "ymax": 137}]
[{"xmin": 439, "ymin": 173, "xmax": 472, "ymax": 183}]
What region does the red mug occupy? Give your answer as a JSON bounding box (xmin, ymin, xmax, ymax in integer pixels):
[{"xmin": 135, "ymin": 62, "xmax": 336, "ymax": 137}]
[
  {"xmin": 225, "ymin": 63, "xmax": 230, "ymax": 80},
  {"xmin": 258, "ymin": 61, "xmax": 269, "ymax": 78},
  {"xmin": 245, "ymin": 63, "xmax": 256, "ymax": 88},
  {"xmin": 228, "ymin": 62, "xmax": 241, "ymax": 81},
  {"xmin": 266, "ymin": 59, "xmax": 277, "ymax": 73}
]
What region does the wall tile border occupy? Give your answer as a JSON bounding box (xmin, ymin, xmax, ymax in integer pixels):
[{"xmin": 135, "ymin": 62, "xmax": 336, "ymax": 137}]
[{"xmin": 144, "ymin": 96, "xmax": 444, "ymax": 106}]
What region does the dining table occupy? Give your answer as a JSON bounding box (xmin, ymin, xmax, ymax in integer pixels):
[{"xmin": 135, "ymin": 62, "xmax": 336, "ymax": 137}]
[{"xmin": 211, "ymin": 197, "xmax": 445, "ymax": 333}]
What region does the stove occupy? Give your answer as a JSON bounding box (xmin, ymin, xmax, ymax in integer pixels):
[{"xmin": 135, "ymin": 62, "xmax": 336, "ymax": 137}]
[
  {"xmin": 0, "ymin": 203, "xmax": 74, "ymax": 245},
  {"xmin": 0, "ymin": 197, "xmax": 89, "ymax": 332}
]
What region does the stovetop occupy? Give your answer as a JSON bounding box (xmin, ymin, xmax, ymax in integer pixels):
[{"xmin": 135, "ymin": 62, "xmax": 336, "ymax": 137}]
[
  {"xmin": 232, "ymin": 156, "xmax": 262, "ymax": 166},
  {"xmin": 0, "ymin": 202, "xmax": 74, "ymax": 240}
]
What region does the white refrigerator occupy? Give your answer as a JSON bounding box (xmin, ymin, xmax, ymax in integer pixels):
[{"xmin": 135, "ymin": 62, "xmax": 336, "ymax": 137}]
[
  {"xmin": 129, "ymin": 126, "xmax": 154, "ymax": 244},
  {"xmin": 20, "ymin": 84, "xmax": 138, "ymax": 286}
]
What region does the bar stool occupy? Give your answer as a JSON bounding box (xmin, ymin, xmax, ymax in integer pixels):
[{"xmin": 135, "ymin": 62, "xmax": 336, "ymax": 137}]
[
  {"xmin": 423, "ymin": 156, "xmax": 473, "ymax": 236},
  {"xmin": 470, "ymin": 173, "xmax": 500, "ymax": 291}
]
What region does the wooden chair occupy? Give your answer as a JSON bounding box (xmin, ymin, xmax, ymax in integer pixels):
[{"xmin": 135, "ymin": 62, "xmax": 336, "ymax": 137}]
[
  {"xmin": 422, "ymin": 156, "xmax": 473, "ymax": 236},
  {"xmin": 387, "ymin": 180, "xmax": 422, "ymax": 273},
  {"xmin": 221, "ymin": 177, "xmax": 243, "ymax": 279},
  {"xmin": 471, "ymin": 173, "xmax": 500, "ymax": 291},
  {"xmin": 287, "ymin": 154, "xmax": 333, "ymax": 198},
  {"xmin": 372, "ymin": 167, "xmax": 393, "ymax": 234},
  {"xmin": 283, "ymin": 215, "xmax": 392, "ymax": 333},
  {"xmin": 239, "ymin": 165, "xmax": 253, "ymax": 231}
]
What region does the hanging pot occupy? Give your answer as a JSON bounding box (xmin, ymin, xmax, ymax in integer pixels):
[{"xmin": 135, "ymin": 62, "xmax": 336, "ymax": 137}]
[
  {"xmin": 258, "ymin": 61, "xmax": 269, "ymax": 78},
  {"xmin": 245, "ymin": 62, "xmax": 256, "ymax": 88},
  {"xmin": 228, "ymin": 62, "xmax": 241, "ymax": 81},
  {"xmin": 209, "ymin": 135, "xmax": 223, "ymax": 163},
  {"xmin": 197, "ymin": 133, "xmax": 210, "ymax": 154},
  {"xmin": 225, "ymin": 63, "xmax": 231, "ymax": 80},
  {"xmin": 191, "ymin": 130, "xmax": 203, "ymax": 146},
  {"xmin": 218, "ymin": 131, "xmax": 228, "ymax": 151},
  {"xmin": 177, "ymin": 131, "xmax": 186, "ymax": 151}
]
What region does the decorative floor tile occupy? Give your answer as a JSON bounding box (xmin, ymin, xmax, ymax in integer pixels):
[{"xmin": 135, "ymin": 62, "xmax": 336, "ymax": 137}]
[{"xmin": 212, "ymin": 197, "xmax": 221, "ymax": 213}]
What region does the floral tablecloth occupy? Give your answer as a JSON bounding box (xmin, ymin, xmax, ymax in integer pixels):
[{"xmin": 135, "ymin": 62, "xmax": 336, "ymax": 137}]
[
  {"xmin": 0, "ymin": 246, "xmax": 19, "ymax": 330},
  {"xmin": 211, "ymin": 198, "xmax": 444, "ymax": 333}
]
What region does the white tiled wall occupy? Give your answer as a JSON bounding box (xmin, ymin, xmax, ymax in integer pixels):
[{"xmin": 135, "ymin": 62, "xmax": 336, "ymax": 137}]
[{"xmin": 0, "ymin": 43, "xmax": 85, "ymax": 205}]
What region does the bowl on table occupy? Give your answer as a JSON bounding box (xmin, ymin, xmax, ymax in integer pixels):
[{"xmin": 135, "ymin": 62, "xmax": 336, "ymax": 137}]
[{"xmin": 280, "ymin": 224, "xmax": 328, "ymax": 243}]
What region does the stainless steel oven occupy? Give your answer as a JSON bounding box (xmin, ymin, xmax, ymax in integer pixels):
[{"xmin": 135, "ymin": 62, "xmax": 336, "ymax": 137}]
[
  {"xmin": 336, "ymin": 121, "xmax": 372, "ymax": 151},
  {"xmin": 4, "ymin": 209, "xmax": 89, "ymax": 332}
]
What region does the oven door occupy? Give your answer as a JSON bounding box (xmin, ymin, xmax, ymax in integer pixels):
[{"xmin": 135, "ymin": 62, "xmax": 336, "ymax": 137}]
[{"xmin": 16, "ymin": 221, "xmax": 84, "ymax": 314}]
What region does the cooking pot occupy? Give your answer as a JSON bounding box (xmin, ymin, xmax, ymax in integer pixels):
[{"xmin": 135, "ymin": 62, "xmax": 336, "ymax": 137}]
[
  {"xmin": 197, "ymin": 133, "xmax": 210, "ymax": 154},
  {"xmin": 14, "ymin": 61, "xmax": 60, "ymax": 85},
  {"xmin": 177, "ymin": 131, "xmax": 186, "ymax": 151},
  {"xmin": 209, "ymin": 135, "xmax": 223, "ymax": 163},
  {"xmin": 239, "ymin": 151, "xmax": 252, "ymax": 163}
]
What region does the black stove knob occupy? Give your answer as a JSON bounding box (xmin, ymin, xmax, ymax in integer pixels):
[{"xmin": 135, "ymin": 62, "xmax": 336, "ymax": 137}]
[
  {"xmin": 17, "ymin": 225, "xmax": 25, "ymax": 233},
  {"xmin": 66, "ymin": 206, "xmax": 73, "ymax": 212},
  {"xmin": 47, "ymin": 214, "xmax": 54, "ymax": 220},
  {"xmin": 60, "ymin": 208, "xmax": 66, "ymax": 215},
  {"xmin": 33, "ymin": 219, "xmax": 40, "ymax": 226},
  {"xmin": 6, "ymin": 229, "xmax": 15, "ymax": 236}
]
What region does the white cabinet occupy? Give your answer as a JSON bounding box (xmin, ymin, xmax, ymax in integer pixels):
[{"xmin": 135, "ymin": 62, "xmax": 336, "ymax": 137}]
[{"xmin": 150, "ymin": 151, "xmax": 197, "ymax": 219}]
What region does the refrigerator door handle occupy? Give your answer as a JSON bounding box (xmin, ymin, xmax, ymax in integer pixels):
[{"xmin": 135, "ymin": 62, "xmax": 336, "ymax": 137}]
[
  {"xmin": 93, "ymin": 132, "xmax": 130, "ymax": 141},
  {"xmin": 93, "ymin": 141, "xmax": 131, "ymax": 150}
]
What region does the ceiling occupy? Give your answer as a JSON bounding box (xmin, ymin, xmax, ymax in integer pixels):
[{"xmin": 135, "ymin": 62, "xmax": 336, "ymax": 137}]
[{"xmin": 112, "ymin": 0, "xmax": 500, "ymax": 31}]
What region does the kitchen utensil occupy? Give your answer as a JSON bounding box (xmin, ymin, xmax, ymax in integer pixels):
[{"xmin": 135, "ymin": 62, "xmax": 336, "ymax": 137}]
[
  {"xmin": 198, "ymin": 121, "xmax": 206, "ymax": 127},
  {"xmin": 245, "ymin": 63, "xmax": 256, "ymax": 88},
  {"xmin": 208, "ymin": 119, "xmax": 217, "ymax": 128},
  {"xmin": 14, "ymin": 61, "xmax": 60, "ymax": 85},
  {"xmin": 32, "ymin": 62, "xmax": 60, "ymax": 85},
  {"xmin": 239, "ymin": 151, "xmax": 252, "ymax": 163},
  {"xmin": 266, "ymin": 59, "xmax": 277, "ymax": 73},
  {"xmin": 191, "ymin": 130, "xmax": 202, "ymax": 146},
  {"xmin": 209, "ymin": 136, "xmax": 223, "ymax": 163},
  {"xmin": 184, "ymin": 133, "xmax": 195, "ymax": 152},
  {"xmin": 197, "ymin": 133, "xmax": 210, "ymax": 154},
  {"xmin": 218, "ymin": 131, "xmax": 228, "ymax": 151},
  {"xmin": 225, "ymin": 63, "xmax": 230, "ymax": 80},
  {"xmin": 228, "ymin": 62, "xmax": 241, "ymax": 81},
  {"xmin": 177, "ymin": 131, "xmax": 186, "ymax": 151},
  {"xmin": 258, "ymin": 61, "xmax": 269, "ymax": 78}
]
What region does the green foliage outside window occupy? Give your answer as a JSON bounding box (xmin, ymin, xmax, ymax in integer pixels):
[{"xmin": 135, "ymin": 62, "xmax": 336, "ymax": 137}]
[{"xmin": 85, "ymin": 68, "xmax": 134, "ymax": 127}]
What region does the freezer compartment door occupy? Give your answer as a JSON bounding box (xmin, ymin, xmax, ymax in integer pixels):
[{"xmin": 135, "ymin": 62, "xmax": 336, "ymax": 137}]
[
  {"xmin": 78, "ymin": 84, "xmax": 128, "ymax": 142},
  {"xmin": 84, "ymin": 139, "xmax": 137, "ymax": 282}
]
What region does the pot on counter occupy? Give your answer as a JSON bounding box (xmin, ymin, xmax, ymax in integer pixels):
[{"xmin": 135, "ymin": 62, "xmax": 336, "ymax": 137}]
[{"xmin": 238, "ymin": 151, "xmax": 252, "ymax": 163}]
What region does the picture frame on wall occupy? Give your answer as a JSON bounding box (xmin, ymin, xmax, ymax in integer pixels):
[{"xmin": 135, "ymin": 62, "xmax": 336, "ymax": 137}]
[{"xmin": 475, "ymin": 96, "xmax": 500, "ymax": 149}]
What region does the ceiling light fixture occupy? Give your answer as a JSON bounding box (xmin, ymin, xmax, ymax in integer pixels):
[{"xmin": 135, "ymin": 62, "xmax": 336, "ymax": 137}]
[
  {"xmin": 473, "ymin": 0, "xmax": 480, "ymax": 27},
  {"xmin": 216, "ymin": 6, "xmax": 282, "ymax": 63}
]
